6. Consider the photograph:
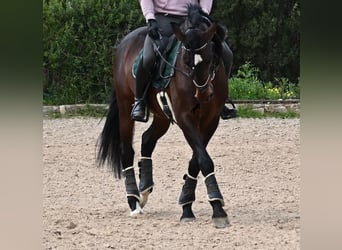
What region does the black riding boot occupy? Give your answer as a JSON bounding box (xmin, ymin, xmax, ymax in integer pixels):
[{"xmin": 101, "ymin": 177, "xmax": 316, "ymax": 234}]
[
  {"xmin": 220, "ymin": 42, "xmax": 238, "ymax": 119},
  {"xmin": 131, "ymin": 61, "xmax": 151, "ymax": 122}
]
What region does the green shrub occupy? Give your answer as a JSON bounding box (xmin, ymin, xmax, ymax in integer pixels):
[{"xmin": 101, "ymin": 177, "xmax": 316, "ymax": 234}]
[{"xmin": 229, "ymin": 62, "xmax": 300, "ymax": 100}]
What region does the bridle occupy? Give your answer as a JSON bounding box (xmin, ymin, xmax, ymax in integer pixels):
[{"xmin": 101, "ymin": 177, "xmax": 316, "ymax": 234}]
[
  {"xmin": 153, "ymin": 32, "xmax": 218, "ymax": 91},
  {"xmin": 181, "ymin": 40, "xmax": 217, "ymax": 90}
]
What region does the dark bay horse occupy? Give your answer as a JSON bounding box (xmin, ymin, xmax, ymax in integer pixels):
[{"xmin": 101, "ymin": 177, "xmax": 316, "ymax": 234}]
[{"xmin": 97, "ymin": 5, "xmax": 231, "ymax": 228}]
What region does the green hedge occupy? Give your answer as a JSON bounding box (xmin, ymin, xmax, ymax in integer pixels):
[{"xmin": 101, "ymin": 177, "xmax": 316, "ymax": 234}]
[
  {"xmin": 229, "ymin": 63, "xmax": 300, "ymax": 100},
  {"xmin": 43, "ymin": 0, "xmax": 300, "ymax": 105},
  {"xmin": 43, "ymin": 0, "xmax": 144, "ymax": 104}
]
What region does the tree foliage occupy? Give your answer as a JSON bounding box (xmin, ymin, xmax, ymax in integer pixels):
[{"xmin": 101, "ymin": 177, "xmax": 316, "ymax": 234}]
[{"xmin": 212, "ymin": 0, "xmax": 300, "ymax": 84}]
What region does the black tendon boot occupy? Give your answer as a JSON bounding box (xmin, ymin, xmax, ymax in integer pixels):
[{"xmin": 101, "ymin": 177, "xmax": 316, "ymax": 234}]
[
  {"xmin": 204, "ymin": 173, "xmax": 225, "ymax": 206},
  {"xmin": 178, "ymin": 174, "xmax": 198, "ymax": 205},
  {"xmin": 122, "ymin": 167, "xmax": 141, "ymax": 213},
  {"xmin": 138, "ymin": 158, "xmax": 154, "ymax": 194},
  {"xmin": 131, "ymin": 61, "xmax": 151, "ymax": 122}
]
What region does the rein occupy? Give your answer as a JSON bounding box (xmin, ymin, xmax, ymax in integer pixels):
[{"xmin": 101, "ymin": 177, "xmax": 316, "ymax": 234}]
[
  {"xmin": 152, "ymin": 40, "xmax": 191, "ymax": 79},
  {"xmin": 152, "ymin": 40, "xmax": 217, "ymax": 89}
]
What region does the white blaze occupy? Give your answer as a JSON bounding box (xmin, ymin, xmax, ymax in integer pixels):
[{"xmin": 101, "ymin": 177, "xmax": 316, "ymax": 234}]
[{"xmin": 194, "ymin": 54, "xmax": 203, "ymax": 65}]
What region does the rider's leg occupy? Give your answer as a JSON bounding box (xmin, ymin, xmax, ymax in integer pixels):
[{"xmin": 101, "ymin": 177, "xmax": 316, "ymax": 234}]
[
  {"xmin": 131, "ymin": 36, "xmax": 156, "ymax": 122},
  {"xmin": 220, "ymin": 42, "xmax": 238, "ymax": 119},
  {"xmin": 221, "ymin": 42, "xmax": 233, "ymax": 77}
]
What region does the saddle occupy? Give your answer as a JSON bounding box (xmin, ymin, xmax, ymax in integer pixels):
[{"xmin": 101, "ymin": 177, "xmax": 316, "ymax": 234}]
[{"xmin": 132, "ymin": 35, "xmax": 181, "ymax": 90}]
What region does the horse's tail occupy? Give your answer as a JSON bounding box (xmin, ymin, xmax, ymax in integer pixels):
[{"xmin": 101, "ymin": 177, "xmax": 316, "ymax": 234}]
[{"xmin": 96, "ymin": 90, "xmax": 122, "ymax": 178}]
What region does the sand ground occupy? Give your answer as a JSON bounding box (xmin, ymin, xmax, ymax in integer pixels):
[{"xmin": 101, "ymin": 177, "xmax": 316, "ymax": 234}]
[{"xmin": 43, "ymin": 117, "xmax": 300, "ymax": 249}]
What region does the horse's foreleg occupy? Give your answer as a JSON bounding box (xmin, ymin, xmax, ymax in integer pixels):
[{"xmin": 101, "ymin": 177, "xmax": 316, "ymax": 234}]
[
  {"xmin": 180, "ymin": 117, "xmax": 229, "ymax": 228},
  {"xmin": 179, "ymin": 156, "xmax": 199, "ymax": 222},
  {"xmin": 139, "ymin": 116, "xmax": 170, "ymax": 207},
  {"xmin": 138, "ymin": 157, "xmax": 153, "ymax": 207},
  {"xmin": 204, "ymin": 172, "xmax": 229, "ymax": 228}
]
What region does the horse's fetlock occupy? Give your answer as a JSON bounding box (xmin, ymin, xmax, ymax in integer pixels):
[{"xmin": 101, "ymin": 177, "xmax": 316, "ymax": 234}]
[
  {"xmin": 123, "ymin": 168, "xmax": 140, "ymax": 198},
  {"xmin": 205, "ymin": 174, "xmax": 225, "ymax": 206},
  {"xmin": 179, "ymin": 174, "xmax": 198, "ymax": 205}
]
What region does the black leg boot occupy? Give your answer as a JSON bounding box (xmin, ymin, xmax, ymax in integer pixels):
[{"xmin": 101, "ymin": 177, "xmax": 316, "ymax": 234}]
[
  {"xmin": 138, "ymin": 158, "xmax": 154, "ymax": 208},
  {"xmin": 179, "ymin": 174, "xmax": 197, "ymax": 222},
  {"xmin": 178, "ymin": 174, "xmax": 197, "ymax": 205},
  {"xmin": 204, "ymin": 173, "xmax": 225, "ymax": 206},
  {"xmin": 122, "ymin": 168, "xmax": 142, "ymax": 215},
  {"xmin": 138, "ymin": 158, "xmax": 154, "ymax": 194}
]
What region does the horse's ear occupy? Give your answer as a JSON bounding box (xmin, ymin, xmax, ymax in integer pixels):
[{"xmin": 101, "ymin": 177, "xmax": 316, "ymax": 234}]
[
  {"xmin": 202, "ymin": 22, "xmax": 218, "ymax": 42},
  {"xmin": 171, "ymin": 22, "xmax": 185, "ymax": 43}
]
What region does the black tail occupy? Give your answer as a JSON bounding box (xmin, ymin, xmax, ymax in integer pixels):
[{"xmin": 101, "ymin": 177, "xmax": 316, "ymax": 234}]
[{"xmin": 96, "ymin": 91, "xmax": 122, "ymax": 178}]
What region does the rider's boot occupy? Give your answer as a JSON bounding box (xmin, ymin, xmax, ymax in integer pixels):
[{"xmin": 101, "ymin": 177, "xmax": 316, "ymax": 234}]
[
  {"xmin": 131, "ymin": 61, "xmax": 151, "ymax": 122},
  {"xmin": 220, "ymin": 42, "xmax": 238, "ymax": 120}
]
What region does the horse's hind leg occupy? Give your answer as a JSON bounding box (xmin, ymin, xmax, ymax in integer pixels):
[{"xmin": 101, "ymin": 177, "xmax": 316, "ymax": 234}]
[
  {"xmin": 119, "ymin": 109, "xmax": 143, "ymax": 215},
  {"xmin": 139, "ymin": 116, "xmax": 170, "ymax": 207}
]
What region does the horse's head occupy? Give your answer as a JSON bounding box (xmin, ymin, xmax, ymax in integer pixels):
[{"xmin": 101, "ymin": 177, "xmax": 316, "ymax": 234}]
[{"xmin": 171, "ymin": 5, "xmax": 221, "ymax": 103}]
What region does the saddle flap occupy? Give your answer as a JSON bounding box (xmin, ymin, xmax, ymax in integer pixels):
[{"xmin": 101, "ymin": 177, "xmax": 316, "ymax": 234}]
[{"xmin": 132, "ymin": 36, "xmax": 181, "ymax": 90}]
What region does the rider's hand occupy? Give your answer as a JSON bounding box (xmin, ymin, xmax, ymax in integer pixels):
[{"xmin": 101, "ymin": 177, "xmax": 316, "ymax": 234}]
[{"xmin": 147, "ymin": 19, "xmax": 160, "ymax": 40}]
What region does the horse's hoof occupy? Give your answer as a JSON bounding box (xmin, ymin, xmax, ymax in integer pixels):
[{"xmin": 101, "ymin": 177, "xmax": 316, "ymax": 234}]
[
  {"xmin": 130, "ymin": 201, "xmax": 143, "ymax": 216},
  {"xmin": 212, "ymin": 217, "xmax": 230, "ymax": 228},
  {"xmin": 180, "ymin": 217, "xmax": 196, "ymax": 223},
  {"xmin": 140, "ymin": 188, "xmax": 152, "ymax": 208}
]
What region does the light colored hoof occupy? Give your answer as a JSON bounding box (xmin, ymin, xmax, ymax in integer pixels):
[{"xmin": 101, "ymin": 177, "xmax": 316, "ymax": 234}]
[
  {"xmin": 139, "ymin": 188, "xmax": 152, "ymax": 208},
  {"xmin": 212, "ymin": 217, "xmax": 230, "ymax": 228},
  {"xmin": 130, "ymin": 202, "xmax": 143, "ymax": 216},
  {"xmin": 180, "ymin": 217, "xmax": 196, "ymax": 223}
]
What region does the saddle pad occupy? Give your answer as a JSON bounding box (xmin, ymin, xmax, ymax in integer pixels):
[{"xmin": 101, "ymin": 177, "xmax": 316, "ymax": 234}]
[{"xmin": 132, "ymin": 40, "xmax": 181, "ymax": 90}]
